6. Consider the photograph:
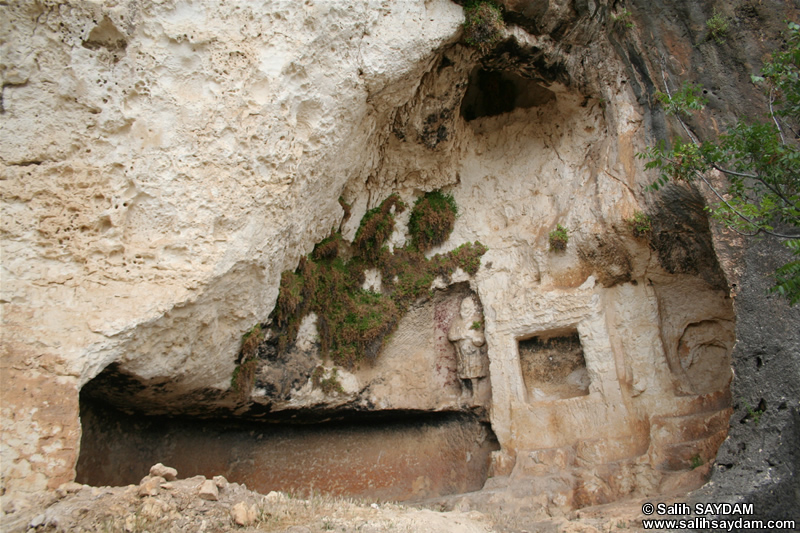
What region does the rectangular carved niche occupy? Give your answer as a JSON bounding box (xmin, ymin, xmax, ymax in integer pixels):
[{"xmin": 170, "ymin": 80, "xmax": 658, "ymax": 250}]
[{"xmin": 518, "ymin": 330, "xmax": 590, "ymax": 401}]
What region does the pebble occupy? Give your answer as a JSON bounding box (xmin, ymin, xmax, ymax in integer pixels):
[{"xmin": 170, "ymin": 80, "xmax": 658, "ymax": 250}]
[{"xmin": 265, "ymin": 491, "xmax": 284, "ymax": 503}]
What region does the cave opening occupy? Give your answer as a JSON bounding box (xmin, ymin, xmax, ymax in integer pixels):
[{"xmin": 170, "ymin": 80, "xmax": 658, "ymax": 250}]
[
  {"xmin": 76, "ymin": 387, "xmax": 499, "ymax": 502},
  {"xmin": 459, "ymin": 67, "xmax": 557, "ymax": 121}
]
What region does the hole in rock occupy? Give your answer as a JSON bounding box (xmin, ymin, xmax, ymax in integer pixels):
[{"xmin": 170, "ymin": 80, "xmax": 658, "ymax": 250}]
[
  {"xmin": 76, "ymin": 395, "xmax": 499, "ymax": 502},
  {"xmin": 460, "ymin": 68, "xmax": 556, "ymax": 121},
  {"xmin": 82, "ymin": 16, "xmax": 127, "ymax": 52},
  {"xmin": 518, "ymin": 330, "xmax": 590, "ymax": 401}
]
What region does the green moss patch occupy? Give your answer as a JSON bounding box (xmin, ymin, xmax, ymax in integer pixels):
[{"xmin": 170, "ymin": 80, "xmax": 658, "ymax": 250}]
[
  {"xmin": 408, "ymin": 191, "xmax": 458, "ymax": 252},
  {"xmin": 312, "ymin": 366, "xmax": 345, "ymax": 395},
  {"xmin": 231, "ymin": 357, "xmax": 258, "ymax": 400},
  {"xmin": 258, "ymin": 191, "xmax": 488, "ymax": 369},
  {"xmin": 463, "ymin": 1, "xmax": 505, "ymax": 51}
]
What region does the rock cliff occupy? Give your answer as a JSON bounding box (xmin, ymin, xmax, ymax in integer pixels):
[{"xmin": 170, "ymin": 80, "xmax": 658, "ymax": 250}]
[{"xmin": 1, "ymin": 0, "xmax": 798, "ymax": 526}]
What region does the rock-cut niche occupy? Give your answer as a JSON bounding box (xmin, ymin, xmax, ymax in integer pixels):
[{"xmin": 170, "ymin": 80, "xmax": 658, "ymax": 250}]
[{"xmin": 518, "ymin": 329, "xmax": 590, "ymax": 401}]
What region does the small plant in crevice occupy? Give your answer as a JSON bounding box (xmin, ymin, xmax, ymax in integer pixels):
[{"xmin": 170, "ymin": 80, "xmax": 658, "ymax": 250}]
[
  {"xmin": 742, "ymin": 398, "xmax": 766, "ymax": 425},
  {"xmin": 408, "ymin": 190, "xmax": 458, "ymax": 252},
  {"xmin": 240, "ymin": 323, "xmax": 263, "ymax": 360},
  {"xmin": 690, "ymin": 454, "xmax": 704, "ymax": 470},
  {"xmin": 471, "ymin": 320, "xmax": 483, "ymax": 330},
  {"xmin": 264, "ymin": 191, "xmax": 488, "ymax": 369},
  {"xmin": 549, "ymin": 224, "xmax": 569, "ymax": 251},
  {"xmin": 706, "ymin": 10, "xmax": 729, "ymax": 44},
  {"xmin": 463, "ymin": 1, "xmax": 505, "ymax": 52},
  {"xmin": 312, "ymin": 366, "xmax": 345, "ymax": 395},
  {"xmin": 610, "ymin": 8, "xmax": 635, "ymax": 33},
  {"xmin": 626, "ymin": 211, "xmax": 652, "ymax": 239}
]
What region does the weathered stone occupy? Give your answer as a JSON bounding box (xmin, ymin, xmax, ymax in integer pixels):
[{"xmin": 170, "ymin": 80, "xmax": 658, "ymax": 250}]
[
  {"xmin": 56, "ymin": 482, "xmax": 84, "ymax": 498},
  {"xmin": 488, "ymin": 450, "xmax": 516, "ymax": 478},
  {"xmin": 138, "ymin": 476, "xmax": 165, "ymax": 498},
  {"xmin": 198, "ymin": 479, "xmax": 219, "ymax": 501},
  {"xmin": 265, "ymin": 491, "xmax": 285, "ymax": 503},
  {"xmin": 212, "ymin": 475, "xmax": 228, "ymax": 489},
  {"xmin": 149, "ymin": 463, "xmax": 178, "ymax": 481},
  {"xmin": 231, "ymin": 502, "xmax": 257, "ymax": 527},
  {"xmin": 0, "ymin": 0, "xmax": 464, "ymax": 510}
]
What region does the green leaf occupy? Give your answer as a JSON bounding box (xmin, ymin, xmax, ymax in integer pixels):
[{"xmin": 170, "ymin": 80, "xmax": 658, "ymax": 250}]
[{"xmin": 642, "ymin": 22, "xmax": 800, "ymax": 305}]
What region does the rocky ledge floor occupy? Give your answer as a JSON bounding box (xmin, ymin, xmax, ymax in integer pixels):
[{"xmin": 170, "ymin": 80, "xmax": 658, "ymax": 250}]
[{"xmin": 4, "ymin": 464, "xmax": 653, "ymax": 533}]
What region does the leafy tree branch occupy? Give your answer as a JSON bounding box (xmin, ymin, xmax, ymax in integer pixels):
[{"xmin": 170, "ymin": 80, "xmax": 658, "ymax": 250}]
[{"xmin": 640, "ymin": 23, "xmax": 800, "ymax": 304}]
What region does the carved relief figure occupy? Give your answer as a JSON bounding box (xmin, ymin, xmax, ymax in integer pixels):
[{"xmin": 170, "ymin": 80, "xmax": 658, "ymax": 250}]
[{"xmin": 448, "ymin": 296, "xmax": 489, "ymax": 403}]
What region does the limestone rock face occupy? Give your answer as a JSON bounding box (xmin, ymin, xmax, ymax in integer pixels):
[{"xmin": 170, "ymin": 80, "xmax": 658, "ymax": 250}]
[
  {"xmin": 0, "ymin": 0, "xmax": 464, "ymax": 509},
  {"xmin": 3, "ymin": 0, "xmax": 787, "ymax": 520}
]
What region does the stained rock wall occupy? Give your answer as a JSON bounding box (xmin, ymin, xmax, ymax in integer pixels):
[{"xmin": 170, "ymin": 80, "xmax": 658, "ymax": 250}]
[{"xmin": 3, "ymin": 0, "xmax": 793, "ymax": 520}]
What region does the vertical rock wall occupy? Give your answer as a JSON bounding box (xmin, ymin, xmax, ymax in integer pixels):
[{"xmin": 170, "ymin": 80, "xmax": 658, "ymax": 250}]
[{"xmin": 2, "ymin": 0, "xmax": 795, "ymax": 520}]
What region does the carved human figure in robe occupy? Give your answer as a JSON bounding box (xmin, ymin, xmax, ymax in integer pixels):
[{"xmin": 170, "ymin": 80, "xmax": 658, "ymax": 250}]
[{"xmin": 448, "ymin": 296, "xmax": 488, "ymax": 401}]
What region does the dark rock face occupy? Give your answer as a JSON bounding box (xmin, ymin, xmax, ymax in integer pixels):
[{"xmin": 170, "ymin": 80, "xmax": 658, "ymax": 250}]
[
  {"xmin": 647, "ymin": 184, "xmax": 728, "ymax": 291},
  {"xmin": 690, "ymin": 237, "xmax": 800, "ymax": 523},
  {"xmin": 76, "ymin": 399, "xmax": 499, "ymax": 502},
  {"xmin": 618, "ymin": 0, "xmax": 800, "ymax": 519}
]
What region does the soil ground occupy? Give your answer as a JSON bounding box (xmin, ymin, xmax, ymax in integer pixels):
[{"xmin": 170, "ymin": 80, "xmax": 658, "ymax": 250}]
[{"xmin": 2, "ymin": 469, "xmax": 659, "ymax": 533}]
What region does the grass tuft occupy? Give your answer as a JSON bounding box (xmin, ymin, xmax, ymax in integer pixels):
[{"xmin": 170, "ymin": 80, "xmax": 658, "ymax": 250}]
[
  {"xmin": 706, "ymin": 10, "xmax": 729, "ymax": 44},
  {"xmin": 463, "ymin": 1, "xmax": 505, "ymax": 51},
  {"xmin": 549, "ymin": 224, "xmax": 569, "ymax": 252}
]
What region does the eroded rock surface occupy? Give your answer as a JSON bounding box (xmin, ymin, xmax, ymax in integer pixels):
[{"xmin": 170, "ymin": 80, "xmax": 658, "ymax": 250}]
[{"xmin": 2, "ymin": 0, "xmax": 797, "ymax": 526}]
